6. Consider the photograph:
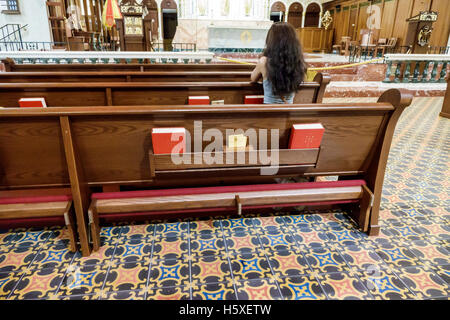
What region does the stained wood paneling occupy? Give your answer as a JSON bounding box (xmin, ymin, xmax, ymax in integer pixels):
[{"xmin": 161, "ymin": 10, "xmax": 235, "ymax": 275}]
[
  {"xmin": 393, "ymin": 0, "xmax": 414, "ymax": 46},
  {"xmin": 380, "ymin": 0, "xmax": 396, "ymax": 39},
  {"xmin": 411, "ymin": 0, "xmax": 431, "ymax": 17},
  {"xmin": 429, "ymin": 0, "xmax": 450, "ymax": 48},
  {"xmin": 324, "ymin": 0, "xmax": 449, "ymax": 48}
]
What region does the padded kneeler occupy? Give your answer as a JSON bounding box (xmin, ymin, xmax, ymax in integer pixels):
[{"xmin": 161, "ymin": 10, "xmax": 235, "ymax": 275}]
[
  {"xmin": 0, "ymin": 195, "xmax": 77, "ymax": 252},
  {"xmin": 88, "ymin": 180, "xmax": 373, "ymax": 251}
]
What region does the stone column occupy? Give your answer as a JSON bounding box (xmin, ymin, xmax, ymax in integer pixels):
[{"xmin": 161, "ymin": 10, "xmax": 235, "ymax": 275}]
[
  {"xmin": 157, "ymin": 2, "xmax": 163, "ymax": 41},
  {"xmin": 319, "ymin": 11, "xmax": 323, "ymax": 28},
  {"xmin": 301, "ymin": 11, "xmax": 305, "ymax": 27}
]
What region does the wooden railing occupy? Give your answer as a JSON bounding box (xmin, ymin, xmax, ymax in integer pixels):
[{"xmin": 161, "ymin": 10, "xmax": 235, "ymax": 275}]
[{"xmin": 383, "ymin": 54, "xmax": 449, "ymax": 83}]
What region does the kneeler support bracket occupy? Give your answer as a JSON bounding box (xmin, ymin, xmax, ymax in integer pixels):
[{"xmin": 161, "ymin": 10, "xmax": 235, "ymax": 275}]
[{"xmin": 235, "ymin": 195, "xmax": 242, "ymax": 216}]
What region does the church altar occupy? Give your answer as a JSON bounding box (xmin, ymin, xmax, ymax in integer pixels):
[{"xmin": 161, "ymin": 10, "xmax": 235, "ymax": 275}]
[{"xmin": 208, "ymin": 25, "xmax": 271, "ymax": 52}]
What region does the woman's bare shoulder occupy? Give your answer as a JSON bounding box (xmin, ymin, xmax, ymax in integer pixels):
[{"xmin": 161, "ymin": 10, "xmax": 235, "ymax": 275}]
[{"xmin": 259, "ymin": 56, "xmax": 267, "ymax": 65}]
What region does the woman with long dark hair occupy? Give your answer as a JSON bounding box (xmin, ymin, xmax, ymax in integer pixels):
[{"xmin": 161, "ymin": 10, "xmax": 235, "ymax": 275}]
[{"xmin": 251, "ymin": 22, "xmax": 307, "ymax": 104}]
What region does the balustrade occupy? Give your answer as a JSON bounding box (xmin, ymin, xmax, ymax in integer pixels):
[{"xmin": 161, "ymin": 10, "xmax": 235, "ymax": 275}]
[
  {"xmin": 384, "ymin": 54, "xmax": 449, "ymax": 83},
  {"xmin": 0, "ymin": 51, "xmax": 214, "ymax": 65}
]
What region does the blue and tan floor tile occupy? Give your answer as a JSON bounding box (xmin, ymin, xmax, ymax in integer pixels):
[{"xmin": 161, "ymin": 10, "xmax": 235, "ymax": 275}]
[
  {"xmin": 8, "ymin": 266, "xmax": 65, "ymax": 300},
  {"xmin": 235, "ymin": 278, "xmax": 282, "ymax": 300},
  {"xmin": 316, "ymin": 271, "xmax": 373, "ymax": 300},
  {"xmin": 354, "ymin": 266, "xmax": 416, "ymax": 299},
  {"xmin": 147, "ymin": 285, "xmax": 190, "ymax": 300},
  {"xmin": 191, "ymin": 281, "xmax": 237, "ymax": 300},
  {"xmin": 147, "ymin": 258, "xmax": 190, "ymax": 289},
  {"xmin": 190, "ymin": 232, "xmax": 227, "ymax": 258},
  {"xmin": 0, "ymin": 97, "xmax": 449, "ymax": 300},
  {"xmin": 266, "ymin": 250, "xmax": 311, "ymax": 277},
  {"xmin": 190, "ymin": 255, "xmax": 232, "ymax": 285},
  {"xmin": 56, "ymin": 263, "xmax": 108, "ymax": 297},
  {"xmin": 230, "ymin": 252, "xmax": 273, "ymax": 281},
  {"xmin": 395, "ymin": 266, "xmax": 449, "ymax": 299},
  {"xmin": 278, "ymin": 275, "xmax": 327, "ymax": 300}
]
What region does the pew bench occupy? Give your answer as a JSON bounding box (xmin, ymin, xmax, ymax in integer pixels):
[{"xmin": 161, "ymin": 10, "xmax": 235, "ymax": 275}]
[
  {"xmin": 88, "ymin": 180, "xmax": 373, "ymax": 251},
  {"xmin": 0, "ymin": 88, "xmax": 412, "ymax": 256},
  {"xmin": 0, "ymin": 193, "xmax": 77, "ymax": 252}
]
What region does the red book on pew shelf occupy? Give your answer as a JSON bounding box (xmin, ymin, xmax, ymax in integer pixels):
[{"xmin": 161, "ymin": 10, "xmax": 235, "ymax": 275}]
[
  {"xmin": 151, "ymin": 128, "xmax": 186, "ymax": 154},
  {"xmin": 188, "ymin": 96, "xmax": 210, "ymax": 105},
  {"xmin": 19, "ymin": 98, "xmax": 47, "ymax": 108},
  {"xmin": 288, "ymin": 123, "xmax": 325, "ymax": 149},
  {"xmin": 244, "ymin": 95, "xmax": 264, "ymax": 104}
]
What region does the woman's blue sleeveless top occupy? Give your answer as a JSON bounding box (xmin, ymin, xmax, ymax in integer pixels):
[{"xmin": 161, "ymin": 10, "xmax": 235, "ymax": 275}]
[{"xmin": 263, "ymin": 79, "xmax": 295, "ymax": 104}]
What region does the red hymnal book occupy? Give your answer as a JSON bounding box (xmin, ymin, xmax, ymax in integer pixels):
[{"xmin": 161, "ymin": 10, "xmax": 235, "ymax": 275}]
[
  {"xmin": 244, "ymin": 95, "xmax": 264, "ymax": 104},
  {"xmin": 151, "ymin": 128, "xmax": 186, "ymax": 154},
  {"xmin": 19, "ymin": 98, "xmax": 47, "ymax": 108},
  {"xmin": 288, "ymin": 123, "xmax": 325, "ymax": 149},
  {"xmin": 188, "ymin": 96, "xmax": 210, "ymax": 105}
]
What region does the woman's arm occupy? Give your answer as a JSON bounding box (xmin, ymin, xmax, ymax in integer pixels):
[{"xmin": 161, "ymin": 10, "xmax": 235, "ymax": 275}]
[{"xmin": 250, "ymin": 57, "xmax": 267, "ymax": 83}]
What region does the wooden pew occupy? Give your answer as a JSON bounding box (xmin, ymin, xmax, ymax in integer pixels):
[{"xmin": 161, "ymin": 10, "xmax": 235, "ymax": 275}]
[
  {"xmin": 0, "ymin": 89, "xmax": 412, "ymax": 256},
  {"xmin": 0, "ymin": 73, "xmax": 330, "ymax": 107},
  {"xmin": 0, "ymin": 71, "xmax": 253, "ymax": 83},
  {"xmin": 2, "ymin": 59, "xmax": 254, "ymax": 72}
]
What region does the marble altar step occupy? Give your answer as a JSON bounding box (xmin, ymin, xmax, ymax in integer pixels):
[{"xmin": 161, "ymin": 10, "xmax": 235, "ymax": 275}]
[{"xmin": 324, "ymin": 81, "xmax": 447, "ymax": 98}]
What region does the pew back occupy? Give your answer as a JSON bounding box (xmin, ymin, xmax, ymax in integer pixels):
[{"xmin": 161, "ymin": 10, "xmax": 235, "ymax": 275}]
[
  {"xmin": 2, "ymin": 60, "xmax": 254, "ymax": 72},
  {"xmin": 0, "ymin": 73, "xmax": 330, "ymax": 107},
  {"xmin": 0, "ymin": 71, "xmax": 253, "ymax": 83}
]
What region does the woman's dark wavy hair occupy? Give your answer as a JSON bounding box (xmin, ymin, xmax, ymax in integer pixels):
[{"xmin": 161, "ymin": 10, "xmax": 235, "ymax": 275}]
[{"xmin": 263, "ymin": 22, "xmax": 307, "ymax": 97}]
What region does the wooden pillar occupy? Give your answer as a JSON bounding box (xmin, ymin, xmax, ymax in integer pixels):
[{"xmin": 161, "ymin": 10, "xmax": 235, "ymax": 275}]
[
  {"xmin": 158, "ymin": 3, "xmax": 163, "ymax": 41},
  {"xmin": 81, "ymin": 0, "xmax": 90, "ymax": 31}
]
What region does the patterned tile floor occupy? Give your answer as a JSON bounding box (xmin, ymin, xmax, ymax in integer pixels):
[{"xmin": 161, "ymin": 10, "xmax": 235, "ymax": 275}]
[{"xmin": 0, "ymin": 97, "xmax": 449, "ymax": 300}]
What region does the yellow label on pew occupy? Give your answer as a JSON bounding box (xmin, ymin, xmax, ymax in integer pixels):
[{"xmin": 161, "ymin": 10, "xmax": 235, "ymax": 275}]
[{"xmin": 227, "ymin": 134, "xmax": 247, "ymax": 150}]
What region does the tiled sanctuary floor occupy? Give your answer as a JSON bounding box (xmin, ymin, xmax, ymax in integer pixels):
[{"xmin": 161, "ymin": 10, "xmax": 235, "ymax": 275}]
[{"xmin": 0, "ymin": 97, "xmax": 449, "ymax": 300}]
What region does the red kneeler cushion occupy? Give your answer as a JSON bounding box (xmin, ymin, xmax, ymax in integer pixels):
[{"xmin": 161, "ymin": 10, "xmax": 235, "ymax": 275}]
[
  {"xmin": 92, "ymin": 180, "xmax": 366, "ymax": 221},
  {"xmin": 92, "ymin": 180, "xmax": 366, "ymax": 200},
  {"xmin": 0, "ymin": 217, "xmax": 66, "ymax": 229},
  {"xmin": 0, "ymin": 195, "xmax": 72, "ymax": 205}
]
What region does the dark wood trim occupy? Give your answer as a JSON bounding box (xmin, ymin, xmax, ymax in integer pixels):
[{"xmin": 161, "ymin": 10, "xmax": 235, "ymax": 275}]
[
  {"xmin": 365, "ymin": 88, "xmax": 413, "ymax": 235},
  {"xmin": 0, "ymin": 103, "xmax": 395, "ymax": 116},
  {"xmin": 60, "ymin": 116, "xmax": 91, "ymax": 256},
  {"xmin": 440, "ymin": 77, "xmax": 450, "ymax": 118}
]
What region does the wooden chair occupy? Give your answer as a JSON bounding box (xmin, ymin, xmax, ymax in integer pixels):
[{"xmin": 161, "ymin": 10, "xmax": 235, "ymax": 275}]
[
  {"xmin": 332, "ymin": 36, "xmax": 351, "ymax": 56},
  {"xmin": 374, "ymin": 38, "xmax": 387, "ymax": 57},
  {"xmin": 385, "ymin": 37, "xmax": 398, "ymax": 53}
]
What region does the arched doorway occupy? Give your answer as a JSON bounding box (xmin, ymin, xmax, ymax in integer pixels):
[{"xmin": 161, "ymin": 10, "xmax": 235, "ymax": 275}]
[
  {"xmin": 304, "ymin": 3, "xmax": 320, "ymax": 27},
  {"xmin": 161, "ymin": 0, "xmax": 178, "ymax": 51},
  {"xmin": 270, "ymin": 1, "xmax": 286, "ymax": 23},
  {"xmin": 288, "ymin": 2, "xmax": 303, "ymax": 28}
]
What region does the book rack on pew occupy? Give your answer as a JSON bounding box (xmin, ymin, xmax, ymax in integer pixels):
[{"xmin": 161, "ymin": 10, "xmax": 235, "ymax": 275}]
[{"xmin": 0, "ymin": 89, "xmax": 412, "ymax": 256}]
